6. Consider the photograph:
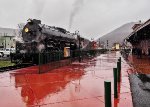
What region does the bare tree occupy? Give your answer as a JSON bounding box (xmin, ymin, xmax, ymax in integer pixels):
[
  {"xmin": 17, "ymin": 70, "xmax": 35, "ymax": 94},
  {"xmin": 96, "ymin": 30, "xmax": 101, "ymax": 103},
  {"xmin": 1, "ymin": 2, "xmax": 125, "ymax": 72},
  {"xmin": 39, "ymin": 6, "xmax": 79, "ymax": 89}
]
[{"xmin": 14, "ymin": 23, "xmax": 25, "ymax": 43}]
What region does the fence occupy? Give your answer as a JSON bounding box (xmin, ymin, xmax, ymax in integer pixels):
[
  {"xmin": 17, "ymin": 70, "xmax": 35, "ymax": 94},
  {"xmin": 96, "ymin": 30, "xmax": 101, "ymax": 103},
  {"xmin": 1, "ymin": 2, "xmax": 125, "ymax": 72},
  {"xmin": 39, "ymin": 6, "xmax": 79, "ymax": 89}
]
[
  {"xmin": 10, "ymin": 49, "xmax": 107, "ymax": 73},
  {"xmin": 38, "ymin": 49, "xmax": 107, "ymax": 73},
  {"xmin": 38, "ymin": 49, "xmax": 107, "ymax": 64}
]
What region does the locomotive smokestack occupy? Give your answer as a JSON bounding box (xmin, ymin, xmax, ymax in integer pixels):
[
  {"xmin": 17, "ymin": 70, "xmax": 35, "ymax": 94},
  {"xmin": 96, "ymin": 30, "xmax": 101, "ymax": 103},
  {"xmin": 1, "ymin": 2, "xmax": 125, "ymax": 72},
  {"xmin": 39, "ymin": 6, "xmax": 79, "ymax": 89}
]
[{"xmin": 69, "ymin": 0, "xmax": 84, "ymax": 30}]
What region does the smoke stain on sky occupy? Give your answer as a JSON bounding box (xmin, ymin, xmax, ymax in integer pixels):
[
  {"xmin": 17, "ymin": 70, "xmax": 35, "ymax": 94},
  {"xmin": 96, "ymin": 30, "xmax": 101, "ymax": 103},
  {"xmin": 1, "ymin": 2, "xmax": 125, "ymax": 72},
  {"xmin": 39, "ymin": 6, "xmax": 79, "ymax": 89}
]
[
  {"xmin": 0, "ymin": 0, "xmax": 149, "ymax": 39},
  {"xmin": 32, "ymin": 0, "xmax": 46, "ymax": 18},
  {"xmin": 69, "ymin": 0, "xmax": 84, "ymax": 30}
]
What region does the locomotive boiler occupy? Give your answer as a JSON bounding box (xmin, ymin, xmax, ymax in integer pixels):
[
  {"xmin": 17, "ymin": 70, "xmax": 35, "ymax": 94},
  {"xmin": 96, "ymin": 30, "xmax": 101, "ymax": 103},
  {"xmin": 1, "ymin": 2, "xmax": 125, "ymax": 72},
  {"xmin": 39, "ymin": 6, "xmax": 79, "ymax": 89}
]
[{"xmin": 11, "ymin": 19, "xmax": 78, "ymax": 64}]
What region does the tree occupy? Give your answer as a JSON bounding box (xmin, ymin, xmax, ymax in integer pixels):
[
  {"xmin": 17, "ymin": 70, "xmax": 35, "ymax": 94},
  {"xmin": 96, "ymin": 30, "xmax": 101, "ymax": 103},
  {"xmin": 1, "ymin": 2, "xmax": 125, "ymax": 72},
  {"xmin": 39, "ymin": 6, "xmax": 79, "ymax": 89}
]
[{"xmin": 14, "ymin": 23, "xmax": 25, "ymax": 43}]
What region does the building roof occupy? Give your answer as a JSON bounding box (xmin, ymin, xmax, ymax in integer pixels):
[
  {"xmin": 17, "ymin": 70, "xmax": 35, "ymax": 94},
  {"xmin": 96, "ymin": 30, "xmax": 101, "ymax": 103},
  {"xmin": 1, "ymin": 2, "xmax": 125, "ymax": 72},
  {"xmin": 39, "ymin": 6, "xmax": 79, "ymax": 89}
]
[
  {"xmin": 125, "ymin": 19, "xmax": 150, "ymax": 42},
  {"xmin": 132, "ymin": 23, "xmax": 142, "ymax": 31},
  {"xmin": 133, "ymin": 19, "xmax": 150, "ymax": 33},
  {"xmin": 0, "ymin": 27, "xmax": 16, "ymax": 37}
]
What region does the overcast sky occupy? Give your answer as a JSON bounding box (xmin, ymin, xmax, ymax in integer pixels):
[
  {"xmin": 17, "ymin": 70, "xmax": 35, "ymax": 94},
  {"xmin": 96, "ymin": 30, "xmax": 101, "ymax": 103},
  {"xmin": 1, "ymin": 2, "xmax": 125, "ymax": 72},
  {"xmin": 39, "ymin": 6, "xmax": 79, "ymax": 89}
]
[{"xmin": 0, "ymin": 0, "xmax": 150, "ymax": 39}]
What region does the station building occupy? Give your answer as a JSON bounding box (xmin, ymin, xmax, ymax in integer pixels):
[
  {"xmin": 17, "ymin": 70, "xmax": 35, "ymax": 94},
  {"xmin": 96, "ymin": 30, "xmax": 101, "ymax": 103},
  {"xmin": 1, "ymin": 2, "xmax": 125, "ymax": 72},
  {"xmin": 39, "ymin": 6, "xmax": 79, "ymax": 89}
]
[{"xmin": 125, "ymin": 19, "xmax": 150, "ymax": 55}]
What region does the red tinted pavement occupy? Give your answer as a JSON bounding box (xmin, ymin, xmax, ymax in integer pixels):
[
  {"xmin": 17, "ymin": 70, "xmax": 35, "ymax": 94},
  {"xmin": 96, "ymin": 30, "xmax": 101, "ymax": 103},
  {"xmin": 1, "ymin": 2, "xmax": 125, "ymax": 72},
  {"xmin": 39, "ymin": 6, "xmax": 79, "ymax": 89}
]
[{"xmin": 0, "ymin": 51, "xmax": 133, "ymax": 107}]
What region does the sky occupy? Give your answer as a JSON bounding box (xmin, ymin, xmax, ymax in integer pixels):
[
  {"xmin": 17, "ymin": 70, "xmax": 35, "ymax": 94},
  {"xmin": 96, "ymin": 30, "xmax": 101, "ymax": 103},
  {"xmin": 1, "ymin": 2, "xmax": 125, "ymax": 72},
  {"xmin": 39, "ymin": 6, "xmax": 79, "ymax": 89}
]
[{"xmin": 0, "ymin": 0, "xmax": 150, "ymax": 39}]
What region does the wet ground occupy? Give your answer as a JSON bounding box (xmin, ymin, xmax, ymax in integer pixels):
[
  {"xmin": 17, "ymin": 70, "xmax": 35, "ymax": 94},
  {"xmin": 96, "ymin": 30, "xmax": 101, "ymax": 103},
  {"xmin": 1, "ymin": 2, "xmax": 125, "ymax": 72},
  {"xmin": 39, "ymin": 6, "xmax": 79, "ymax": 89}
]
[
  {"xmin": 127, "ymin": 55, "xmax": 150, "ymax": 107},
  {"xmin": 0, "ymin": 51, "xmax": 133, "ymax": 107}
]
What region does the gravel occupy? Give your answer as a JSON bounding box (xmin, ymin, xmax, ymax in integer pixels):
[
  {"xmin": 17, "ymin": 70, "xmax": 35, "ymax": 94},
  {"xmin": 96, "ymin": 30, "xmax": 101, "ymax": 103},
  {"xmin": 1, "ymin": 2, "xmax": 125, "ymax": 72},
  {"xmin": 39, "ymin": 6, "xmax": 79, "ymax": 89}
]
[{"xmin": 129, "ymin": 74, "xmax": 150, "ymax": 107}]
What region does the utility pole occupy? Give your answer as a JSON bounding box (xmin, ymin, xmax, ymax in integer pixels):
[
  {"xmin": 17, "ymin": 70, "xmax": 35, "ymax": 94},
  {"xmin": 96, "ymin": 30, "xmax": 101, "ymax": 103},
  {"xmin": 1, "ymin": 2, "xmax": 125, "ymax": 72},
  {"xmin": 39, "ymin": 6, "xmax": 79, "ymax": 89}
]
[
  {"xmin": 99, "ymin": 38, "xmax": 101, "ymax": 48},
  {"xmin": 4, "ymin": 33, "xmax": 7, "ymax": 49},
  {"xmin": 79, "ymin": 34, "xmax": 81, "ymax": 62}
]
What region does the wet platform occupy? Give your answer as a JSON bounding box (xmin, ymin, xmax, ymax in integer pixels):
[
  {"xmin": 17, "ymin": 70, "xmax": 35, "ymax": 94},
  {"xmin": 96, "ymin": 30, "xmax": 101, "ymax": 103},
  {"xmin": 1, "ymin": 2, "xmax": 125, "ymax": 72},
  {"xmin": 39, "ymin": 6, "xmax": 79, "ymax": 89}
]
[{"xmin": 0, "ymin": 52, "xmax": 133, "ymax": 107}]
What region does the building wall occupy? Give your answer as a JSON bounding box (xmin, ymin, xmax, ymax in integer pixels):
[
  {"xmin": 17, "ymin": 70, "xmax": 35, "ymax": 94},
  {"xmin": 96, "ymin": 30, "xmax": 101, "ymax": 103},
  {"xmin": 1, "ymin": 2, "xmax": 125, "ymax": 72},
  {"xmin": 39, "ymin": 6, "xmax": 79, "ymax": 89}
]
[
  {"xmin": 0, "ymin": 36, "xmax": 4, "ymax": 48},
  {"xmin": 0, "ymin": 28, "xmax": 16, "ymax": 49},
  {"xmin": 0, "ymin": 36, "xmax": 15, "ymax": 49}
]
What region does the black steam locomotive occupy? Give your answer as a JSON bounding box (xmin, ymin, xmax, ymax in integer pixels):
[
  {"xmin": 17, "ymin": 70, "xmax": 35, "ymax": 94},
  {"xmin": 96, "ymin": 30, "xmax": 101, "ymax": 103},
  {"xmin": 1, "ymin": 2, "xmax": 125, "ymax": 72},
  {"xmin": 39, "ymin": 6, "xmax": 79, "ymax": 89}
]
[{"xmin": 11, "ymin": 19, "xmax": 79, "ymax": 64}]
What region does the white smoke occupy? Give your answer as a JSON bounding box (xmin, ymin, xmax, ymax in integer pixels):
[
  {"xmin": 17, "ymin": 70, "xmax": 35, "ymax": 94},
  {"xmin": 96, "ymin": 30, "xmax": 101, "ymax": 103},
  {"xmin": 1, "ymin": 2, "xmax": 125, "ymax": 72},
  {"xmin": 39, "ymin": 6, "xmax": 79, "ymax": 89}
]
[
  {"xmin": 32, "ymin": 0, "xmax": 46, "ymax": 17},
  {"xmin": 20, "ymin": 50, "xmax": 27, "ymax": 54},
  {"xmin": 35, "ymin": 32, "xmax": 46, "ymax": 42},
  {"xmin": 37, "ymin": 43, "xmax": 45, "ymax": 52},
  {"xmin": 69, "ymin": 0, "xmax": 84, "ymax": 30},
  {"xmin": 35, "ymin": 32, "xmax": 46, "ymax": 52}
]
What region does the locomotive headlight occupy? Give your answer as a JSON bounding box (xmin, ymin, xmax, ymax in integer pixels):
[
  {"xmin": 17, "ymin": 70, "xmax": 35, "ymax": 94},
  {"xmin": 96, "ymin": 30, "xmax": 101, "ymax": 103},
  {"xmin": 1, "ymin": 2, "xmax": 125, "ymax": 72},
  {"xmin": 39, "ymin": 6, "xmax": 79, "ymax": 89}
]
[{"xmin": 25, "ymin": 28, "xmax": 29, "ymax": 33}]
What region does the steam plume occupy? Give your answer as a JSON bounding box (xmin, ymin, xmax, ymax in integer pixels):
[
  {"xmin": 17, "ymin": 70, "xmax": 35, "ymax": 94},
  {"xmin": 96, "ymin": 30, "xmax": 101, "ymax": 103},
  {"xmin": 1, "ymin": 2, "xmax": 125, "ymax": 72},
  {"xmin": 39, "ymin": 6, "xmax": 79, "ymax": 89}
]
[
  {"xmin": 37, "ymin": 43, "xmax": 45, "ymax": 52},
  {"xmin": 32, "ymin": 0, "xmax": 46, "ymax": 17},
  {"xmin": 69, "ymin": 0, "xmax": 84, "ymax": 30}
]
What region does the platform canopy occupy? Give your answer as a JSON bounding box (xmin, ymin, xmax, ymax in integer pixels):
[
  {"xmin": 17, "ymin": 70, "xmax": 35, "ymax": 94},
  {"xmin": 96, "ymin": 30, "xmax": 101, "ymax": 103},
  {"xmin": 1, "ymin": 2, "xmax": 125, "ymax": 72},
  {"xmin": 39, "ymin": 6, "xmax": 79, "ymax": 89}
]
[{"xmin": 126, "ymin": 19, "xmax": 150, "ymax": 45}]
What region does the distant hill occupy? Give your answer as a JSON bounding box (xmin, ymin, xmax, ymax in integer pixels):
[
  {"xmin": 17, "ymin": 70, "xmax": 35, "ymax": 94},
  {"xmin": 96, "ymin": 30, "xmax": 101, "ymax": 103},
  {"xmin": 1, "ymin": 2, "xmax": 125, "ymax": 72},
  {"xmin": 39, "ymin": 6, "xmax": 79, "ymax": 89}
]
[{"xmin": 97, "ymin": 22, "xmax": 136, "ymax": 47}]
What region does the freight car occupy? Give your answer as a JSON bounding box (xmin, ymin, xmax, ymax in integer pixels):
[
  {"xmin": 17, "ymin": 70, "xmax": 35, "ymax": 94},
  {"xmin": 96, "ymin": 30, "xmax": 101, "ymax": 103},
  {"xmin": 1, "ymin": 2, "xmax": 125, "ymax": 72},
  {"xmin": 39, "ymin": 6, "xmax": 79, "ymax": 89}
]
[{"xmin": 11, "ymin": 19, "xmax": 78, "ymax": 64}]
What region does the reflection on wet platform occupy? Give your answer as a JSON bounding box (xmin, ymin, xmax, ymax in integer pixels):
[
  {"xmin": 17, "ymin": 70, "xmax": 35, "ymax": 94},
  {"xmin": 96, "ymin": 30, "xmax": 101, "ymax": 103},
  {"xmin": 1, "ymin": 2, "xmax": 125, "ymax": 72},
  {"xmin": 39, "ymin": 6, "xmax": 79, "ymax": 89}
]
[{"xmin": 0, "ymin": 52, "xmax": 133, "ymax": 107}]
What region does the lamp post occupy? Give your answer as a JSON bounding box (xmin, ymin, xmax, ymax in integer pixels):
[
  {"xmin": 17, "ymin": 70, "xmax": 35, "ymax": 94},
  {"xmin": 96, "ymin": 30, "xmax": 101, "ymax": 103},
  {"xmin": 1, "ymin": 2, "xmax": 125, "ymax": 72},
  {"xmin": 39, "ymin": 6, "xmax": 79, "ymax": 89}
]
[
  {"xmin": 107, "ymin": 40, "xmax": 108, "ymax": 50},
  {"xmin": 75, "ymin": 31, "xmax": 81, "ymax": 62}
]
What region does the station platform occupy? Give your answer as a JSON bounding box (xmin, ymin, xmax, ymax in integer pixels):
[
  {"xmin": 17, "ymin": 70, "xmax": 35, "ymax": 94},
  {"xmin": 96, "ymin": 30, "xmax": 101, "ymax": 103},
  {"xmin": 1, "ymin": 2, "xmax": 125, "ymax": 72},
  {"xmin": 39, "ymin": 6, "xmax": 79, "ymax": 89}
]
[
  {"xmin": 127, "ymin": 55, "xmax": 150, "ymax": 107},
  {"xmin": 0, "ymin": 51, "xmax": 133, "ymax": 107}
]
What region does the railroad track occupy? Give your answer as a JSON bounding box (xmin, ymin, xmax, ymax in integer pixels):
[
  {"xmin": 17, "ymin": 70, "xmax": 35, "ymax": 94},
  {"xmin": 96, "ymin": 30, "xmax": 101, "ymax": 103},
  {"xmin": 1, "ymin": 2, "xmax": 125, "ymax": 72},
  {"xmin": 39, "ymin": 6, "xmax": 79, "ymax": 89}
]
[{"xmin": 0, "ymin": 64, "xmax": 33, "ymax": 72}]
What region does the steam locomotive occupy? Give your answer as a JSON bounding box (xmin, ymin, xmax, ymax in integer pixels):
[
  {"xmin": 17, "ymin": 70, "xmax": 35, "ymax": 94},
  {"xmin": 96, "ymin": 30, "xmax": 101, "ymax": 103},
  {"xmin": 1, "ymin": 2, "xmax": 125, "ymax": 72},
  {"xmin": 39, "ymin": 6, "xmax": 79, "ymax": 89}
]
[{"xmin": 11, "ymin": 19, "xmax": 80, "ymax": 64}]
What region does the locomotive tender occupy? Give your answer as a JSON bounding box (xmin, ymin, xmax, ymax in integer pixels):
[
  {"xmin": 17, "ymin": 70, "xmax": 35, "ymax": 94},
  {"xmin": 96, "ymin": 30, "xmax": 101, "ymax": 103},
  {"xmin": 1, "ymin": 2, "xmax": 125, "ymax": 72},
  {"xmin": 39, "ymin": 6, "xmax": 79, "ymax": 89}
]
[{"xmin": 11, "ymin": 19, "xmax": 79, "ymax": 64}]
